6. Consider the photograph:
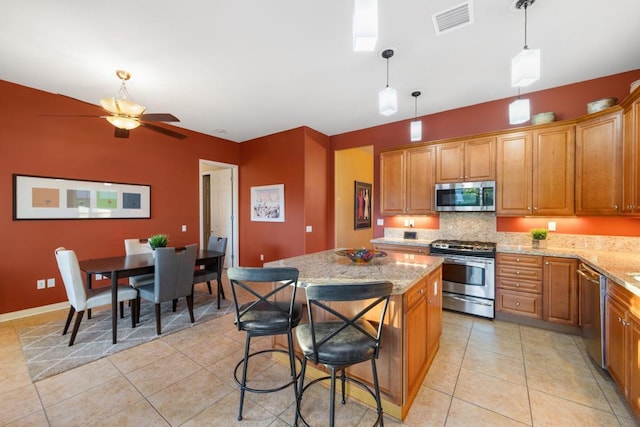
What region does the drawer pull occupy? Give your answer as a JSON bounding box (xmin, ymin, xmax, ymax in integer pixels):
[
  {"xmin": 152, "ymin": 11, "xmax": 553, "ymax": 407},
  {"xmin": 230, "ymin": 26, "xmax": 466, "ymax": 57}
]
[
  {"xmin": 516, "ymin": 258, "xmax": 520, "ymax": 262},
  {"xmin": 516, "ymin": 283, "xmax": 520, "ymax": 287},
  {"xmin": 516, "ymin": 302, "xmax": 521, "ymax": 307}
]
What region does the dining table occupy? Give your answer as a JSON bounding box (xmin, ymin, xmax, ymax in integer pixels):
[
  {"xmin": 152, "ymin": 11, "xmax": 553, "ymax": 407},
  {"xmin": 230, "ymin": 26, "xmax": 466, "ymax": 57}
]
[{"xmin": 78, "ymin": 249, "xmax": 224, "ymax": 344}]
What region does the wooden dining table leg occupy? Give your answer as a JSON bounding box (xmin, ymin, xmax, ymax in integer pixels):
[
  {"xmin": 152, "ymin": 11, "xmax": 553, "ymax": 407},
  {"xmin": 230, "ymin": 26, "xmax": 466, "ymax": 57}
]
[
  {"xmin": 111, "ymin": 270, "xmax": 118, "ymax": 344},
  {"xmin": 86, "ymin": 273, "xmax": 93, "ymax": 319}
]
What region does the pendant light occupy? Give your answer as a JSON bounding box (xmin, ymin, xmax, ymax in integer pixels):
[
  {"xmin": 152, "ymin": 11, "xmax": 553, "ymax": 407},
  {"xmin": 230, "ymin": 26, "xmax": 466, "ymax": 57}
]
[
  {"xmin": 511, "ymin": 0, "xmax": 540, "ymax": 87},
  {"xmin": 100, "ymin": 70, "xmax": 146, "ymax": 130},
  {"xmin": 379, "ymin": 49, "xmax": 397, "ymax": 116},
  {"xmin": 509, "ymin": 89, "xmax": 530, "ymax": 124},
  {"xmin": 353, "ymin": 0, "xmax": 378, "ymax": 51},
  {"xmin": 410, "ymin": 91, "xmax": 422, "ymax": 141}
]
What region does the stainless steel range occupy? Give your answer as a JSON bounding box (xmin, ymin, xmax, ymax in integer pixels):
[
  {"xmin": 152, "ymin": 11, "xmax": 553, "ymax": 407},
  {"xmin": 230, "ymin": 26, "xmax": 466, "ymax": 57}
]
[{"xmin": 430, "ymin": 239, "xmax": 496, "ymax": 319}]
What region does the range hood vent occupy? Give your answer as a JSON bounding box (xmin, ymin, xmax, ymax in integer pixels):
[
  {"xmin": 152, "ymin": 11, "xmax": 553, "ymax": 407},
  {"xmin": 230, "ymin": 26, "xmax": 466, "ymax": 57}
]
[{"xmin": 432, "ymin": 1, "xmax": 474, "ymax": 35}]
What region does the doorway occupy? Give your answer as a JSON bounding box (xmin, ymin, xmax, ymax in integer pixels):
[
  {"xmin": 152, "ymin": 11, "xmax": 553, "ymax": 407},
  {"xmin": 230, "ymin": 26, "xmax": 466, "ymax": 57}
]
[{"xmin": 199, "ymin": 160, "xmax": 239, "ymax": 268}]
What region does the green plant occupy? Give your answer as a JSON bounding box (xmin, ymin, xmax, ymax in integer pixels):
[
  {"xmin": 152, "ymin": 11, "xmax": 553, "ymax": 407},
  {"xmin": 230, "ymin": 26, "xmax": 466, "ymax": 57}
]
[
  {"xmin": 148, "ymin": 234, "xmax": 169, "ymax": 249},
  {"xmin": 530, "ymin": 228, "xmax": 548, "ymax": 240}
]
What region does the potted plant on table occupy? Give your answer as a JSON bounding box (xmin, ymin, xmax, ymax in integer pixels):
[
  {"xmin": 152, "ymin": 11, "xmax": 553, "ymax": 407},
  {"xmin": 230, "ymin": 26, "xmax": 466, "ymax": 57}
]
[
  {"xmin": 530, "ymin": 228, "xmax": 548, "ymax": 249},
  {"xmin": 148, "ymin": 234, "xmax": 169, "ymax": 256}
]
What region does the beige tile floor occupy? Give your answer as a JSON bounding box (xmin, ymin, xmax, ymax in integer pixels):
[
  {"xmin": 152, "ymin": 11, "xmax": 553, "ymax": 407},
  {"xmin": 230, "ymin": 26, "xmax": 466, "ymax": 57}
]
[{"xmin": 1, "ymin": 284, "xmax": 640, "ymax": 426}]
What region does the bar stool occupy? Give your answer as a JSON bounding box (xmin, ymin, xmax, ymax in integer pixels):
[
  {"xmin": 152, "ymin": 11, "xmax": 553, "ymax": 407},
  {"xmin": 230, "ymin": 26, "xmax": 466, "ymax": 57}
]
[
  {"xmin": 227, "ymin": 267, "xmax": 302, "ymax": 421},
  {"xmin": 295, "ymin": 281, "xmax": 393, "ymax": 427}
]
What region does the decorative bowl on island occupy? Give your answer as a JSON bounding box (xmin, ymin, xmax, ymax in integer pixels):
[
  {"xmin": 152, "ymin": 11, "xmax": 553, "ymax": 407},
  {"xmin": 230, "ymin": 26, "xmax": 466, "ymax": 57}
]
[{"xmin": 335, "ymin": 248, "xmax": 387, "ymax": 264}]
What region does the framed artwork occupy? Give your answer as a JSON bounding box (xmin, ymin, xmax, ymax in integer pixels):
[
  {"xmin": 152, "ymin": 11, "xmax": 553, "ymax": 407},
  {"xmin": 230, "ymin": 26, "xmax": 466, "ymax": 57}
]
[
  {"xmin": 13, "ymin": 174, "xmax": 151, "ymax": 220},
  {"xmin": 354, "ymin": 181, "xmax": 372, "ymax": 229},
  {"xmin": 251, "ymin": 184, "xmax": 285, "ymax": 222}
]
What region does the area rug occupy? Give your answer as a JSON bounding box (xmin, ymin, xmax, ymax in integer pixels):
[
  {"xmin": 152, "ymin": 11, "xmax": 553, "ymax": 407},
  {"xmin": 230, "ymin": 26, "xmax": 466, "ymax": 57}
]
[{"xmin": 17, "ymin": 291, "xmax": 234, "ymax": 382}]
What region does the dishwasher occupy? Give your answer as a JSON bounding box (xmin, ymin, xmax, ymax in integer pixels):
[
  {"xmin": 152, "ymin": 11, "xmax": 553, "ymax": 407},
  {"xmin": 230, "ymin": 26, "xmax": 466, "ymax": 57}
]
[{"xmin": 578, "ymin": 263, "xmax": 607, "ymax": 369}]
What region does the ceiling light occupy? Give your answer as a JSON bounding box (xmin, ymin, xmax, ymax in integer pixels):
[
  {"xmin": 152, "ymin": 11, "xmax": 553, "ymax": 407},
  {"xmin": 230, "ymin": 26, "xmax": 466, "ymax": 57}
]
[
  {"xmin": 353, "ymin": 0, "xmax": 378, "ymax": 51},
  {"xmin": 410, "ymin": 91, "xmax": 422, "ymax": 142},
  {"xmin": 511, "ymin": 0, "xmax": 540, "ymax": 87},
  {"xmin": 100, "ymin": 70, "xmax": 146, "ymax": 129},
  {"xmin": 509, "ymin": 95, "xmax": 530, "ymax": 124},
  {"xmin": 379, "ymin": 49, "xmax": 397, "ymax": 116}
]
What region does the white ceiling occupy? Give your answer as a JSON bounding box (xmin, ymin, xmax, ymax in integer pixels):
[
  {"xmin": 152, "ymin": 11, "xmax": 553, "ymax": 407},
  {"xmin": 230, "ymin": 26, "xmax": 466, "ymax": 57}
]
[{"xmin": 2, "ymin": 1, "xmax": 640, "ymax": 142}]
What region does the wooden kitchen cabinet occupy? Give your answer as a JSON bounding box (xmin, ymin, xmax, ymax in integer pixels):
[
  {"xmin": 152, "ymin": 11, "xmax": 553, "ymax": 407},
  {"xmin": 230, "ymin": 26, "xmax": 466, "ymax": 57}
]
[
  {"xmin": 496, "ymin": 124, "xmax": 575, "ymax": 216},
  {"xmin": 405, "ymin": 267, "xmax": 442, "ymax": 412},
  {"xmin": 605, "ymin": 280, "xmax": 640, "ymax": 418},
  {"xmin": 543, "ymin": 257, "xmax": 578, "ymax": 326},
  {"xmin": 575, "ymin": 109, "xmax": 622, "ymax": 215},
  {"xmin": 435, "ymin": 136, "xmax": 495, "ymax": 183},
  {"xmin": 495, "ymin": 253, "xmax": 543, "ymax": 319},
  {"xmin": 621, "ymin": 95, "xmax": 640, "ymax": 214},
  {"xmin": 380, "ymin": 145, "xmax": 435, "ymax": 215}
]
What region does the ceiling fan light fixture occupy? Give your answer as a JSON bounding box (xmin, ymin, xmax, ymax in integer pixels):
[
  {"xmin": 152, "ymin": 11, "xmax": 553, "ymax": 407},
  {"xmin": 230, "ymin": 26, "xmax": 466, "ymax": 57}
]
[
  {"xmin": 509, "ymin": 97, "xmax": 530, "ymax": 124},
  {"xmin": 353, "ymin": 0, "xmax": 378, "ymax": 51},
  {"xmin": 106, "ymin": 115, "xmax": 140, "ymax": 130},
  {"xmin": 100, "ymin": 97, "xmax": 146, "ymax": 117}
]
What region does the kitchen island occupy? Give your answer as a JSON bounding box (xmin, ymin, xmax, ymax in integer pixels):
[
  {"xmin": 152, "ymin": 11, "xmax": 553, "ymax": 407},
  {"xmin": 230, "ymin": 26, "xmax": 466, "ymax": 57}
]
[{"xmin": 265, "ymin": 249, "xmax": 443, "ymax": 420}]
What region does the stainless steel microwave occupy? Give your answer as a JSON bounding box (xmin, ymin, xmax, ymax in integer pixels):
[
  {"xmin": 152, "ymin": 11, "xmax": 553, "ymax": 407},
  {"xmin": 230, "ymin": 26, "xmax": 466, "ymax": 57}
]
[{"xmin": 435, "ymin": 181, "xmax": 496, "ymax": 212}]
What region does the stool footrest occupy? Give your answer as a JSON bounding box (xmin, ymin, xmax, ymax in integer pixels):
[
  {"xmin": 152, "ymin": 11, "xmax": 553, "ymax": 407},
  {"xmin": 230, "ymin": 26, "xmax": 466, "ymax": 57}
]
[{"xmin": 234, "ymin": 348, "xmax": 301, "ymax": 394}]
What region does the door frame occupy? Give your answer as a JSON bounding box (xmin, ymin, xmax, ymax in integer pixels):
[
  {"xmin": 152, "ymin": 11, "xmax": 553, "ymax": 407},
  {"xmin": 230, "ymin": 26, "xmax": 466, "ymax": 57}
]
[{"xmin": 198, "ymin": 159, "xmax": 239, "ymax": 268}]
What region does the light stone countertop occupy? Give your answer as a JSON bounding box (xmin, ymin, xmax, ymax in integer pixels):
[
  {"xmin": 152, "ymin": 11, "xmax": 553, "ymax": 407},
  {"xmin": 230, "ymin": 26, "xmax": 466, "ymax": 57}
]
[
  {"xmin": 370, "ymin": 237, "xmax": 640, "ymax": 298},
  {"xmin": 264, "ymin": 249, "xmax": 443, "ymax": 295}
]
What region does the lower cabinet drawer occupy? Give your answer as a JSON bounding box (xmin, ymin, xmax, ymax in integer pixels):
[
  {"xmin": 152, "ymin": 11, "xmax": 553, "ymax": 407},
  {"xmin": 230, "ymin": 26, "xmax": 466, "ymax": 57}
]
[
  {"xmin": 496, "ymin": 289, "xmax": 543, "ymax": 319},
  {"xmin": 496, "ymin": 277, "xmax": 543, "ymax": 294}
]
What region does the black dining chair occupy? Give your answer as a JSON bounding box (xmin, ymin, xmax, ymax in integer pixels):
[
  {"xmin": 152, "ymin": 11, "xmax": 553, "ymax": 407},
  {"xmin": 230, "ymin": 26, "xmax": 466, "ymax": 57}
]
[
  {"xmin": 227, "ymin": 266, "xmax": 302, "ymax": 421},
  {"xmin": 295, "ymin": 281, "xmax": 393, "ymax": 427}
]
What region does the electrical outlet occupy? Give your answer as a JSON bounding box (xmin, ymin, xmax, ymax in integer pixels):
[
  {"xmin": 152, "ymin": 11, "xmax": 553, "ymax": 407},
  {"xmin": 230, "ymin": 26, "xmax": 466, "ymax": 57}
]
[
  {"xmin": 409, "ymin": 219, "xmax": 415, "ymax": 227},
  {"xmin": 182, "ymin": 224, "xmax": 187, "ymax": 232},
  {"xmin": 548, "ymin": 221, "xmax": 557, "ymax": 231},
  {"xmin": 37, "ymin": 279, "xmax": 45, "ymax": 290},
  {"xmin": 305, "ymin": 225, "xmax": 312, "ymax": 232},
  {"xmin": 376, "ymin": 218, "xmax": 384, "ymax": 226},
  {"xmin": 95, "ymin": 273, "xmax": 103, "ymax": 280},
  {"xmin": 47, "ymin": 278, "xmax": 55, "ymax": 288},
  {"xmin": 260, "ymin": 254, "xmax": 264, "ymax": 261},
  {"xmin": 404, "ymin": 219, "xmax": 410, "ymax": 227}
]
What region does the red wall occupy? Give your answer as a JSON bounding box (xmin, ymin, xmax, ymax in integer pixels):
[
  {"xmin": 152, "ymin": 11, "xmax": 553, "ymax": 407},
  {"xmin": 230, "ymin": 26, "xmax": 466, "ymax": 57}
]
[
  {"xmin": 0, "ymin": 80, "xmax": 239, "ymax": 313},
  {"xmin": 331, "ymin": 70, "xmax": 640, "ymax": 238}
]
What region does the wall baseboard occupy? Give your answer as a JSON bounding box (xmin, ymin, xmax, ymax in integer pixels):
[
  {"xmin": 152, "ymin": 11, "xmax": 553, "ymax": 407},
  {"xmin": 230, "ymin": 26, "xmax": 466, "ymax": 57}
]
[{"xmin": 0, "ymin": 302, "xmax": 68, "ymax": 323}]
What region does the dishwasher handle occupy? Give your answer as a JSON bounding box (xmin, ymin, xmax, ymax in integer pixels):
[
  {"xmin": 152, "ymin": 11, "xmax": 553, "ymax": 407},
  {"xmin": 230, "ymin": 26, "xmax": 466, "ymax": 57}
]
[{"xmin": 577, "ymin": 267, "xmax": 601, "ymax": 284}]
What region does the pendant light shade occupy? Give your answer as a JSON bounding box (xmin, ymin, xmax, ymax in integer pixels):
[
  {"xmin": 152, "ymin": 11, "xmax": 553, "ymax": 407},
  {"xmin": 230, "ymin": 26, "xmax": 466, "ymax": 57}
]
[
  {"xmin": 410, "ymin": 91, "xmax": 422, "ymax": 141},
  {"xmin": 353, "ymin": 0, "xmax": 378, "ymax": 51},
  {"xmin": 511, "ymin": 0, "xmax": 540, "ymax": 87},
  {"xmin": 509, "ymin": 97, "xmax": 530, "ymax": 124},
  {"xmin": 100, "ymin": 70, "xmax": 147, "ymax": 130},
  {"xmin": 511, "ymin": 48, "xmax": 540, "ymax": 87},
  {"xmin": 379, "ymin": 49, "xmax": 397, "ymax": 116}
]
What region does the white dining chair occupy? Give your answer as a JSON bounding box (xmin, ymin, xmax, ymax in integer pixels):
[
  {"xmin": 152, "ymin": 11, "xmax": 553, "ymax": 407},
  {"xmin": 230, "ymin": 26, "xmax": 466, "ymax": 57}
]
[{"xmin": 54, "ymin": 247, "xmax": 138, "ymax": 346}]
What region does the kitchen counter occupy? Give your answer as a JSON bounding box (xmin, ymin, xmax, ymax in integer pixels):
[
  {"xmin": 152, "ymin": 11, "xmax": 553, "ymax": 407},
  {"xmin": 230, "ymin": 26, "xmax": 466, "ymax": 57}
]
[
  {"xmin": 264, "ymin": 248, "xmax": 442, "ymax": 295},
  {"xmin": 497, "ymin": 245, "xmax": 640, "ymax": 298},
  {"xmin": 371, "ymin": 237, "xmax": 640, "ymax": 297}
]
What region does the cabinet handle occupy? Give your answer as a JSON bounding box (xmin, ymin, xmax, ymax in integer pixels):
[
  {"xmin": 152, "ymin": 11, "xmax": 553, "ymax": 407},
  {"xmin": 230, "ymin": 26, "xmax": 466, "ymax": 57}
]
[
  {"xmin": 419, "ymin": 289, "xmax": 424, "ymax": 294},
  {"xmin": 614, "ymin": 205, "xmax": 619, "ymax": 210},
  {"xmin": 545, "ymin": 261, "xmax": 549, "ymax": 265},
  {"xmin": 516, "ymin": 283, "xmax": 520, "ymax": 287},
  {"xmin": 516, "ymin": 302, "xmax": 521, "ymax": 306},
  {"xmin": 516, "ymin": 271, "xmax": 520, "ymax": 275},
  {"xmin": 534, "ymin": 207, "xmax": 538, "ymax": 211},
  {"xmin": 516, "ymin": 258, "xmax": 520, "ymax": 262},
  {"xmin": 527, "ymin": 206, "xmax": 531, "ymax": 210}
]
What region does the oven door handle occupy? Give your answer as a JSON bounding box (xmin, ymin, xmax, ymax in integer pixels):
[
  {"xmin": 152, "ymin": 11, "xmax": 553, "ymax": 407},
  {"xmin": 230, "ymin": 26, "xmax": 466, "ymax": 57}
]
[
  {"xmin": 446, "ymin": 294, "xmax": 494, "ymax": 307},
  {"xmin": 443, "ymin": 256, "xmax": 493, "ymax": 268}
]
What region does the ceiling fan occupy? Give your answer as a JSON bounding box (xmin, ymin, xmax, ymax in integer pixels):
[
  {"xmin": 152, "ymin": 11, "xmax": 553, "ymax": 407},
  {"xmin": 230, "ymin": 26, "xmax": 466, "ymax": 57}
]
[{"xmin": 97, "ymin": 70, "xmax": 186, "ymax": 139}]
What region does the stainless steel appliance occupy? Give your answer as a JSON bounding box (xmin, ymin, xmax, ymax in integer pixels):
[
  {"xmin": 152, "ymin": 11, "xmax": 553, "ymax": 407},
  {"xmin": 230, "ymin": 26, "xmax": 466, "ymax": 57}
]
[
  {"xmin": 578, "ymin": 262, "xmax": 607, "ymax": 369},
  {"xmin": 434, "ymin": 181, "xmax": 496, "ymax": 212},
  {"xmin": 430, "ymin": 240, "xmax": 496, "ymax": 319}
]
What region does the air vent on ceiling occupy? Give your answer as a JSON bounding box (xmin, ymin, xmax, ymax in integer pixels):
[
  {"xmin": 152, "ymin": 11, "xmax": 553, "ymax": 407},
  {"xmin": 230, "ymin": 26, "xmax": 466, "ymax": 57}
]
[{"xmin": 432, "ymin": 1, "xmax": 474, "ymax": 35}]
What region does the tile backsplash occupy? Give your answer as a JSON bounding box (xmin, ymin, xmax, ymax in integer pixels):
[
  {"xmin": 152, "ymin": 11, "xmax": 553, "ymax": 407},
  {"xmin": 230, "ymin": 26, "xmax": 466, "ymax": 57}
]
[{"xmin": 384, "ymin": 212, "xmax": 640, "ymax": 253}]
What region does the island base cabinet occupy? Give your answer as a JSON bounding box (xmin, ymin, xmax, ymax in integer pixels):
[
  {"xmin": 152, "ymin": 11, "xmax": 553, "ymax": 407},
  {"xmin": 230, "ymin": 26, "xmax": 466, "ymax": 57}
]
[{"xmin": 605, "ymin": 280, "xmax": 640, "ymax": 419}]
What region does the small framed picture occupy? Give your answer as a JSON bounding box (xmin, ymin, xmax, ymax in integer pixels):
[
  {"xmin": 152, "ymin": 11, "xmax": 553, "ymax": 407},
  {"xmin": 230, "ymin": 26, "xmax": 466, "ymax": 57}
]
[
  {"xmin": 251, "ymin": 184, "xmax": 285, "ymax": 222},
  {"xmin": 354, "ymin": 181, "xmax": 372, "ymax": 229}
]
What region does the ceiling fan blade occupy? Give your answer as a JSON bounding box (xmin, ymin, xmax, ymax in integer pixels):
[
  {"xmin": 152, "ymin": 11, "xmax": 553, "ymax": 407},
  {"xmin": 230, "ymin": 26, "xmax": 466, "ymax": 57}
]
[
  {"xmin": 140, "ymin": 113, "xmax": 180, "ymax": 122},
  {"xmin": 140, "ymin": 122, "xmax": 187, "ymax": 139},
  {"xmin": 41, "ymin": 114, "xmax": 103, "ymax": 118},
  {"xmin": 114, "ymin": 128, "xmax": 130, "ymax": 138}
]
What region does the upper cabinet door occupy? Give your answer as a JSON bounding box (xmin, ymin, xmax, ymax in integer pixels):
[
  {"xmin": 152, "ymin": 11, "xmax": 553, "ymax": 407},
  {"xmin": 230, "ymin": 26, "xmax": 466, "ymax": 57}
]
[
  {"xmin": 532, "ymin": 125, "xmax": 575, "ymax": 216},
  {"xmin": 575, "ymin": 110, "xmax": 622, "ymax": 215},
  {"xmin": 496, "ymin": 131, "xmax": 533, "ymax": 215},
  {"xmin": 380, "ymin": 149, "xmax": 406, "ymax": 215},
  {"xmin": 435, "ymin": 142, "xmax": 464, "ymax": 183},
  {"xmin": 406, "ymin": 146, "xmax": 436, "ymax": 214},
  {"xmin": 464, "ymin": 137, "xmax": 496, "ymax": 182}
]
